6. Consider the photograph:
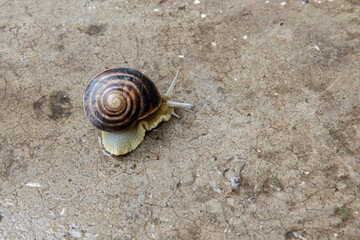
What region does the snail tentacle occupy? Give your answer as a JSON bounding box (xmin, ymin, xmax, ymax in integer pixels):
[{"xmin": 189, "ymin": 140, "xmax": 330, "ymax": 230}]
[
  {"xmin": 171, "ymin": 109, "xmax": 180, "ymax": 118},
  {"xmin": 167, "ymin": 101, "xmax": 195, "ymax": 108},
  {"xmin": 165, "ymin": 68, "xmax": 181, "ymax": 96}
]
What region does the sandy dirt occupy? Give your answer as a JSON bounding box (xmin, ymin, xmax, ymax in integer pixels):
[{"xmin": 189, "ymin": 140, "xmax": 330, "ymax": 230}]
[{"xmin": 1, "ymin": 0, "xmax": 360, "ymax": 239}]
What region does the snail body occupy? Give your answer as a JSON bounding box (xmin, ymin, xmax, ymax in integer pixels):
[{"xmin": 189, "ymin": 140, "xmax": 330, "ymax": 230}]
[{"xmin": 83, "ymin": 68, "xmax": 194, "ymax": 155}]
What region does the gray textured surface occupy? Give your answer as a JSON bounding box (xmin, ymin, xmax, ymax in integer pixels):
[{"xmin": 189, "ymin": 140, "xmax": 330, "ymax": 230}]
[{"xmin": 1, "ymin": 0, "xmax": 360, "ymax": 239}]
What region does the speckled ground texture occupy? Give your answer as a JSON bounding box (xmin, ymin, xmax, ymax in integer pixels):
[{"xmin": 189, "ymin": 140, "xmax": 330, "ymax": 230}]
[{"xmin": 1, "ymin": 0, "xmax": 360, "ymax": 239}]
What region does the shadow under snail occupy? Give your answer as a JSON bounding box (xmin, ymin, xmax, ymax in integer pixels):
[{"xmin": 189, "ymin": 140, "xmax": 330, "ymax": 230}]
[{"xmin": 83, "ymin": 68, "xmax": 194, "ymax": 155}]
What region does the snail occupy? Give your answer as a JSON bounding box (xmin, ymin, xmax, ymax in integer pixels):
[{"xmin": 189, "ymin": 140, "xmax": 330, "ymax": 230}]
[{"xmin": 83, "ymin": 68, "xmax": 194, "ymax": 155}]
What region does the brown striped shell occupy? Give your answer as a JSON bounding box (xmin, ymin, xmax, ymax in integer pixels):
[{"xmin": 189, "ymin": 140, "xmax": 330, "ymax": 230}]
[{"xmin": 83, "ymin": 68, "xmax": 162, "ymax": 132}]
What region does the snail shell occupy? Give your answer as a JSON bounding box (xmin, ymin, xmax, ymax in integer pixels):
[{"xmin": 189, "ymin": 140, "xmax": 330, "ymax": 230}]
[
  {"xmin": 83, "ymin": 68, "xmax": 162, "ymax": 132},
  {"xmin": 83, "ymin": 67, "xmax": 194, "ymax": 156}
]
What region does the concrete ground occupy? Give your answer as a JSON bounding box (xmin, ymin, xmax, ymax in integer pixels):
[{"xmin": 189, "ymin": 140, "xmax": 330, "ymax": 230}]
[{"xmin": 1, "ymin": 0, "xmax": 359, "ymax": 239}]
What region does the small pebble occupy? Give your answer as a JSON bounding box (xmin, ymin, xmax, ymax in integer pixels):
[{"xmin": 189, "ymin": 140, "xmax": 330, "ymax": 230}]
[
  {"xmin": 68, "ymin": 229, "xmax": 82, "ymax": 238},
  {"xmin": 60, "ymin": 208, "xmax": 66, "ymax": 215},
  {"xmin": 213, "ymin": 186, "xmax": 222, "ymax": 194},
  {"xmin": 25, "ymin": 182, "xmax": 41, "ymax": 187},
  {"xmin": 201, "ymin": 13, "xmax": 206, "ymax": 18},
  {"xmin": 230, "ymin": 176, "xmax": 240, "ymax": 187}
]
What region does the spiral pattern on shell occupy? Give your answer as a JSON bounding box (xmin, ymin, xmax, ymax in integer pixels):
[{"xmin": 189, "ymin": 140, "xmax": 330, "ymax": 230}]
[{"xmin": 84, "ymin": 68, "xmax": 162, "ymax": 132}]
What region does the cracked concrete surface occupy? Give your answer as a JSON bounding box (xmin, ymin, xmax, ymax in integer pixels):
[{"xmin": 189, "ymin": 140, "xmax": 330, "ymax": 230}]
[{"xmin": 1, "ymin": 0, "xmax": 360, "ymax": 239}]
